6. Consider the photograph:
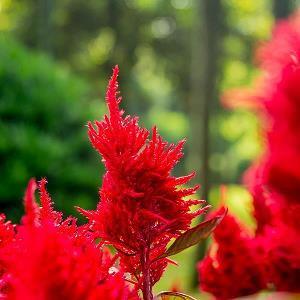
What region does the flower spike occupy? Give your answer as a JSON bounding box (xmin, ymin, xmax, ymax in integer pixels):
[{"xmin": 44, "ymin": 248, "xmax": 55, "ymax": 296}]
[{"xmin": 81, "ymin": 67, "xmax": 211, "ymax": 299}]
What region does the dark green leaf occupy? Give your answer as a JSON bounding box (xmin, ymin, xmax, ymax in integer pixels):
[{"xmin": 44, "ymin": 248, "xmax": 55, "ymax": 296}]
[{"xmin": 158, "ymin": 209, "xmax": 227, "ymax": 259}]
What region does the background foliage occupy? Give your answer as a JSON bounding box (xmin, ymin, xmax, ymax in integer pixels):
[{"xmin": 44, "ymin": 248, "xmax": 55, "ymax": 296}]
[{"xmin": 0, "ymin": 36, "xmax": 104, "ymax": 221}]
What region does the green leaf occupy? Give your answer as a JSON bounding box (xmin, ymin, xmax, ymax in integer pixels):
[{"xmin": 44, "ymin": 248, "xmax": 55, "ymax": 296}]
[
  {"xmin": 155, "ymin": 291, "xmax": 197, "ymax": 300},
  {"xmin": 158, "ymin": 209, "xmax": 227, "ymax": 259}
]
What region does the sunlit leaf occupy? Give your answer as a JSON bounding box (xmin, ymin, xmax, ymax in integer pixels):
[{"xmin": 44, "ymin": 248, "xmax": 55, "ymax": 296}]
[
  {"xmin": 158, "ymin": 209, "xmax": 227, "ymax": 259},
  {"xmin": 155, "ymin": 291, "xmax": 197, "ymax": 300}
]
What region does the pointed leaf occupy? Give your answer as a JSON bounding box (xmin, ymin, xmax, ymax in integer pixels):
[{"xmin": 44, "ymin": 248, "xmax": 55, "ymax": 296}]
[
  {"xmin": 155, "ymin": 291, "xmax": 197, "ymax": 300},
  {"xmin": 158, "ymin": 209, "xmax": 227, "ymax": 259}
]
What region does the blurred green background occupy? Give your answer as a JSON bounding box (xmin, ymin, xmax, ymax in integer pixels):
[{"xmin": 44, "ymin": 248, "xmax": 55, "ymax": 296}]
[{"xmin": 0, "ymin": 0, "xmax": 298, "ymax": 297}]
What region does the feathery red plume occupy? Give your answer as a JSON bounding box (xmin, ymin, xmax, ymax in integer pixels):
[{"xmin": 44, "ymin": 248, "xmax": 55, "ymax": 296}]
[
  {"xmin": 0, "ymin": 179, "xmax": 137, "ymax": 300},
  {"xmin": 81, "ymin": 66, "xmax": 207, "ymax": 298}
]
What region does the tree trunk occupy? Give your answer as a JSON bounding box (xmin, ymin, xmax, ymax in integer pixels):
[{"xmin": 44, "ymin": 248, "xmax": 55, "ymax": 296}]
[
  {"xmin": 188, "ymin": 0, "xmax": 223, "ymax": 287},
  {"xmin": 37, "ymin": 0, "xmax": 53, "ymax": 53},
  {"xmin": 273, "ymin": 0, "xmax": 293, "ymax": 20}
]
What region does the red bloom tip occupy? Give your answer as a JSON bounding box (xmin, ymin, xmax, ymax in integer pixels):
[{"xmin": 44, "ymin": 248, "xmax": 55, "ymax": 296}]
[
  {"xmin": 75, "ymin": 206, "xmax": 95, "ymax": 219},
  {"xmin": 22, "ymin": 178, "xmax": 39, "ymax": 226},
  {"xmin": 106, "ymin": 65, "xmax": 122, "ymax": 125},
  {"xmin": 36, "ymin": 178, "xmax": 63, "ymax": 225},
  {"xmin": 38, "ymin": 178, "xmax": 54, "ymax": 220}
]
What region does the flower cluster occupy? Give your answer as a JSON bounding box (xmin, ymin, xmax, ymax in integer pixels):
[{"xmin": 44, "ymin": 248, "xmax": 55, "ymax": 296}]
[
  {"xmin": 80, "ymin": 66, "xmax": 208, "ymax": 299},
  {"xmin": 258, "ymin": 13, "xmax": 300, "ymax": 291},
  {"xmin": 199, "ymin": 10, "xmax": 300, "ymax": 299},
  {"xmin": 0, "ymin": 178, "xmax": 136, "ymax": 300},
  {"xmin": 198, "ymin": 210, "xmax": 266, "ymax": 299}
]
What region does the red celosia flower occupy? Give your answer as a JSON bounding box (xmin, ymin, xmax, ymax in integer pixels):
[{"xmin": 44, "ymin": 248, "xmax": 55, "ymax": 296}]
[
  {"xmin": 256, "ymin": 15, "xmax": 300, "ymax": 291},
  {"xmin": 79, "ymin": 66, "xmax": 207, "ymax": 299},
  {"xmin": 1, "ymin": 179, "xmax": 137, "ymax": 300},
  {"xmin": 198, "ymin": 210, "xmax": 266, "ymax": 300},
  {"xmin": 215, "ymin": 9, "xmax": 300, "ymax": 297}
]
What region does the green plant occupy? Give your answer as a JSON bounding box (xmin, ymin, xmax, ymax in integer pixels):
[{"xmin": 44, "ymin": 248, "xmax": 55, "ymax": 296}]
[{"xmin": 0, "ymin": 36, "xmax": 103, "ymax": 221}]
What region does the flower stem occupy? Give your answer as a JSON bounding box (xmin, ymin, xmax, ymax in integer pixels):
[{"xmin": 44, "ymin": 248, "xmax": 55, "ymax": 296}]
[{"xmin": 141, "ymin": 247, "xmax": 153, "ymax": 300}]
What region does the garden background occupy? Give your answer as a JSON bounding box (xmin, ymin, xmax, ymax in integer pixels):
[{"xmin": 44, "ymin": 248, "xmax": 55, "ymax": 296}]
[{"xmin": 0, "ymin": 0, "xmax": 298, "ymax": 297}]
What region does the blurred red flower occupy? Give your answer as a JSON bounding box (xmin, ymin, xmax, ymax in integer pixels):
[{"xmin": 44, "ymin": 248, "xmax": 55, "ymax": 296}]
[
  {"xmin": 215, "ymin": 10, "xmax": 300, "ymax": 297},
  {"xmin": 198, "ymin": 210, "xmax": 266, "ymax": 299}
]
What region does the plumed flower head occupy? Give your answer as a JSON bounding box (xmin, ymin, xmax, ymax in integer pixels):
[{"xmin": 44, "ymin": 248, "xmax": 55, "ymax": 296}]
[
  {"xmin": 1, "ymin": 179, "xmax": 136, "ymax": 300},
  {"xmin": 198, "ymin": 210, "xmax": 266, "ymax": 300},
  {"xmin": 80, "ymin": 66, "xmax": 207, "ymax": 293}
]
